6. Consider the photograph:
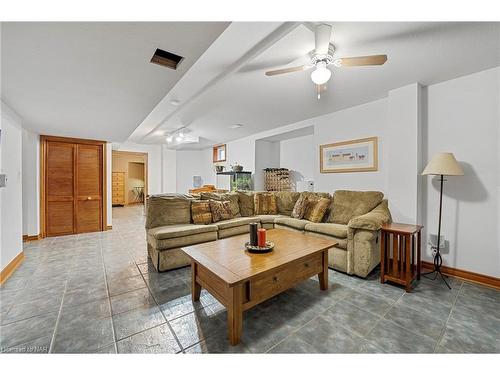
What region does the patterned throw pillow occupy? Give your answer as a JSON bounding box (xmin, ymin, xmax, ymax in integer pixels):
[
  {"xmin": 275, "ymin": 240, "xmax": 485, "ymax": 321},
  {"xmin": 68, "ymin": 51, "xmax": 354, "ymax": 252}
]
[
  {"xmin": 209, "ymin": 200, "xmax": 233, "ymax": 222},
  {"xmin": 291, "ymin": 195, "xmax": 309, "ymax": 219},
  {"xmin": 304, "ymin": 197, "xmax": 331, "ymax": 223},
  {"xmin": 191, "ymin": 201, "xmax": 212, "ymax": 225},
  {"xmin": 253, "ymin": 193, "xmax": 278, "ymax": 215}
]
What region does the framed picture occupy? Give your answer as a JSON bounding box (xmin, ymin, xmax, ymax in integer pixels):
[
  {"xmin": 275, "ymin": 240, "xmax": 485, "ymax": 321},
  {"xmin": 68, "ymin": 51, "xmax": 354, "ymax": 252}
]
[{"xmin": 320, "ymin": 136, "xmax": 378, "ymax": 173}]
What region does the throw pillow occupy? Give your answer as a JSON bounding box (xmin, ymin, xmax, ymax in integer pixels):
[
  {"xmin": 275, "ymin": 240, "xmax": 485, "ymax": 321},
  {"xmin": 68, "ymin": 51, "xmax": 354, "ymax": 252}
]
[
  {"xmin": 330, "ymin": 190, "xmax": 384, "ymax": 224},
  {"xmin": 201, "ymin": 192, "xmax": 240, "ymax": 217},
  {"xmin": 291, "ymin": 194, "xmax": 309, "ymax": 219},
  {"xmin": 304, "ymin": 197, "xmax": 331, "ymax": 223},
  {"xmin": 191, "ymin": 200, "xmax": 212, "ymax": 225},
  {"xmin": 254, "ymin": 193, "xmax": 278, "ymax": 215},
  {"xmin": 237, "ymin": 191, "xmax": 255, "ymax": 216},
  {"xmin": 209, "ymin": 200, "xmax": 233, "ymax": 222},
  {"xmin": 274, "ymin": 191, "xmax": 301, "ymax": 215}
]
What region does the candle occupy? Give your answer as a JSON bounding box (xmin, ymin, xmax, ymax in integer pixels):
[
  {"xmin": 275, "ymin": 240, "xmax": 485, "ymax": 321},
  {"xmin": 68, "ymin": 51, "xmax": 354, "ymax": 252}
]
[
  {"xmin": 249, "ymin": 223, "xmax": 258, "ymax": 246},
  {"xmin": 257, "ymin": 228, "xmax": 266, "ymax": 247}
]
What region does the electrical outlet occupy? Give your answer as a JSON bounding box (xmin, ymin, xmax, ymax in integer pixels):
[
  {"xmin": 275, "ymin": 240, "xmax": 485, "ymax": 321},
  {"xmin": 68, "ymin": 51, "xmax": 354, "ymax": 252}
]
[{"xmin": 0, "ymin": 174, "xmax": 7, "ymax": 188}]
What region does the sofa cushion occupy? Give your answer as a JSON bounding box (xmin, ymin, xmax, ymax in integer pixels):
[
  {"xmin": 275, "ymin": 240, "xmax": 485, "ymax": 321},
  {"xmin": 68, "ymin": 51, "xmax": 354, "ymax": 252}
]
[
  {"xmin": 305, "ymin": 231, "xmax": 348, "ymax": 250},
  {"xmin": 256, "ymin": 214, "xmax": 287, "ymax": 224},
  {"xmin": 237, "ymin": 191, "xmax": 255, "ymax": 216},
  {"xmin": 291, "ymin": 194, "xmax": 309, "ymax": 219},
  {"xmin": 145, "ymin": 194, "xmax": 193, "ymax": 229},
  {"xmin": 209, "ymin": 200, "xmax": 233, "ymax": 222},
  {"xmin": 304, "ymin": 222, "xmax": 348, "ymax": 239},
  {"xmin": 274, "ymin": 191, "xmax": 300, "ymax": 215},
  {"xmin": 148, "ymin": 223, "xmax": 218, "ymax": 240},
  {"xmin": 148, "ymin": 231, "xmax": 217, "ymax": 251},
  {"xmin": 304, "ymin": 197, "xmax": 331, "ymax": 223},
  {"xmin": 254, "ymin": 192, "xmax": 278, "ymax": 215},
  {"xmin": 191, "ymin": 200, "xmax": 213, "ymax": 225},
  {"xmin": 201, "ymin": 192, "xmax": 240, "ymax": 217},
  {"xmin": 274, "ymin": 217, "xmax": 309, "ymax": 231},
  {"xmin": 329, "ymin": 190, "xmax": 384, "ymax": 224},
  {"xmin": 215, "ymin": 217, "xmax": 257, "ymax": 230}
]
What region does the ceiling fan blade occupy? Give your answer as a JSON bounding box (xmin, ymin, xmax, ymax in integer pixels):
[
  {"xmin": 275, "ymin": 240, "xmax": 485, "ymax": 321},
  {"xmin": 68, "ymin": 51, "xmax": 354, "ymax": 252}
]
[
  {"xmin": 315, "ymin": 24, "xmax": 332, "ymax": 56},
  {"xmin": 335, "ymin": 55, "xmax": 388, "ymax": 67},
  {"xmin": 265, "ymin": 65, "xmax": 311, "ymax": 76}
]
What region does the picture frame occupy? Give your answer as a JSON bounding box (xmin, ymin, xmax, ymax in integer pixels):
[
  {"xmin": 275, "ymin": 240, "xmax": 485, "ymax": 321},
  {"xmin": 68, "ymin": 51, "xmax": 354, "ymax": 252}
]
[{"xmin": 320, "ymin": 136, "xmax": 378, "ymax": 173}]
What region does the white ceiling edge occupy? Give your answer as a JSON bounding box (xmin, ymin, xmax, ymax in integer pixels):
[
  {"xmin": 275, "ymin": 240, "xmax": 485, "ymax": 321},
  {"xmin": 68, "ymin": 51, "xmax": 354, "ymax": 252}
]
[{"xmin": 127, "ymin": 21, "xmax": 300, "ymax": 145}]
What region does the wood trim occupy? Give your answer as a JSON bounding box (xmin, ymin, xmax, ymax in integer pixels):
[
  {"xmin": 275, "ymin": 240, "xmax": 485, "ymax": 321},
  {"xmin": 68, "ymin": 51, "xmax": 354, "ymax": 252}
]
[
  {"xmin": 23, "ymin": 234, "xmax": 40, "ymax": 242},
  {"xmin": 106, "ymin": 225, "xmax": 112, "ymax": 230},
  {"xmin": 40, "ymin": 135, "xmax": 106, "ymax": 237},
  {"xmin": 320, "ymin": 136, "xmax": 378, "ymax": 173},
  {"xmin": 213, "ymin": 144, "xmax": 227, "ymax": 163},
  {"xmin": 0, "ymin": 252, "xmax": 25, "ymax": 285},
  {"xmin": 422, "ymin": 261, "xmax": 500, "ymax": 290}
]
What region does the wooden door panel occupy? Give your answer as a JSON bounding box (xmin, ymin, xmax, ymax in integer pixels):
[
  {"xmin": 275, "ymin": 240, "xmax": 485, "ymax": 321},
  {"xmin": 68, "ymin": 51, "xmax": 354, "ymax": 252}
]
[
  {"xmin": 47, "ymin": 201, "xmax": 74, "ymax": 236},
  {"xmin": 46, "ymin": 141, "xmax": 74, "ymax": 236},
  {"xmin": 75, "ymin": 144, "xmax": 102, "ymax": 233},
  {"xmin": 76, "ymin": 200, "xmax": 101, "ymax": 233}
]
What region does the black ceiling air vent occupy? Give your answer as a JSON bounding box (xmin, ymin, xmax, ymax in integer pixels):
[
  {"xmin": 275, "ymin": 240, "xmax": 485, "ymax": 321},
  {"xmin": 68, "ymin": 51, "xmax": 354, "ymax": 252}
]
[{"xmin": 150, "ymin": 48, "xmax": 184, "ymax": 70}]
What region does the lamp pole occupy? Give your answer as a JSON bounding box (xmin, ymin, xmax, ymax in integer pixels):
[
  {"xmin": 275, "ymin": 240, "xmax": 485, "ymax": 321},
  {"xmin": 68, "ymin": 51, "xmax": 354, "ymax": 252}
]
[{"xmin": 423, "ymin": 174, "xmax": 451, "ymax": 289}]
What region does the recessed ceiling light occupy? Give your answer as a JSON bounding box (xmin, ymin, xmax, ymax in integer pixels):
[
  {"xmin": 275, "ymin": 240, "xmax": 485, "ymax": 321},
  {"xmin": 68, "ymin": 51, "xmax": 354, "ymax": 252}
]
[
  {"xmin": 170, "ymin": 99, "xmax": 181, "ymax": 106},
  {"xmin": 229, "ymin": 124, "xmax": 243, "ymax": 129}
]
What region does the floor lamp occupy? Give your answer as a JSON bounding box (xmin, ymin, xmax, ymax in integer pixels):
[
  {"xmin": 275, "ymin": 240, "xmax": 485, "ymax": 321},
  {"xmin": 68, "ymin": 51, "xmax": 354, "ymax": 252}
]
[{"xmin": 422, "ymin": 153, "xmax": 464, "ymax": 289}]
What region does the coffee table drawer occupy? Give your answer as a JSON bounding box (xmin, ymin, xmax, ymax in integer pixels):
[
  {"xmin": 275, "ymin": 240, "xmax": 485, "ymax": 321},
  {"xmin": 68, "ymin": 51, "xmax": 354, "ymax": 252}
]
[{"xmin": 249, "ymin": 253, "xmax": 323, "ymax": 303}]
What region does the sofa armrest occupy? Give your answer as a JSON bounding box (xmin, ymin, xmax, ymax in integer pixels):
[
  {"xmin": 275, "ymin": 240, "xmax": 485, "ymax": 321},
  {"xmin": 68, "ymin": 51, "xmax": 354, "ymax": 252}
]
[{"xmin": 347, "ymin": 199, "xmax": 392, "ymax": 231}]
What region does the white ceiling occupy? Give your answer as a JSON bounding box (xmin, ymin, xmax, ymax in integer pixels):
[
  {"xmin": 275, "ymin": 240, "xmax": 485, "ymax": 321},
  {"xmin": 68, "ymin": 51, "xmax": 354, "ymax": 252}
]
[
  {"xmin": 2, "ymin": 22, "xmax": 499, "ymax": 147},
  {"xmin": 1, "ymin": 22, "xmax": 229, "ymax": 141},
  {"xmin": 134, "ymin": 22, "xmax": 500, "ymax": 149}
]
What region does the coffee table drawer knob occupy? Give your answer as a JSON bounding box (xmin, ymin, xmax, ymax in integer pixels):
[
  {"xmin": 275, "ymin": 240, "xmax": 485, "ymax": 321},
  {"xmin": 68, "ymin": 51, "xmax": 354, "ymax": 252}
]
[{"xmin": 273, "ymin": 276, "xmax": 278, "ymax": 282}]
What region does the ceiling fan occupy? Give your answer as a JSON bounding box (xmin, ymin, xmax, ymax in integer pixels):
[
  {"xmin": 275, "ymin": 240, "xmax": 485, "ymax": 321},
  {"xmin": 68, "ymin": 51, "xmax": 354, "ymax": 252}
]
[{"xmin": 265, "ymin": 23, "xmax": 388, "ymax": 99}]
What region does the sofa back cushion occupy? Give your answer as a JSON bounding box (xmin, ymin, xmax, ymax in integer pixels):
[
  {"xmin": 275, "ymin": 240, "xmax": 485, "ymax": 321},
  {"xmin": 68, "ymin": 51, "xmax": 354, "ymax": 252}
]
[
  {"xmin": 191, "ymin": 200, "xmax": 213, "ymax": 225},
  {"xmin": 291, "ymin": 194, "xmax": 309, "ymax": 219},
  {"xmin": 274, "ymin": 191, "xmax": 300, "ymax": 216},
  {"xmin": 145, "ymin": 194, "xmax": 193, "ymax": 229},
  {"xmin": 304, "ymin": 197, "xmax": 331, "ymax": 223},
  {"xmin": 209, "ymin": 200, "xmax": 233, "ymax": 222},
  {"xmin": 201, "ymin": 192, "xmax": 240, "ymax": 217},
  {"xmin": 254, "ymin": 192, "xmax": 278, "ymax": 215},
  {"xmin": 237, "ymin": 191, "xmax": 255, "ymax": 216},
  {"xmin": 329, "ymin": 190, "xmax": 384, "ymax": 224}
]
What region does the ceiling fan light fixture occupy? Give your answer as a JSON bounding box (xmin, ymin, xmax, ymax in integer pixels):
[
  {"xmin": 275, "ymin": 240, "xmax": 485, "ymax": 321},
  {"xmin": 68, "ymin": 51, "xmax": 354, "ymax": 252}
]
[
  {"xmin": 311, "ymin": 62, "xmax": 331, "ymax": 85},
  {"xmin": 166, "ymin": 135, "xmax": 173, "ymax": 143}
]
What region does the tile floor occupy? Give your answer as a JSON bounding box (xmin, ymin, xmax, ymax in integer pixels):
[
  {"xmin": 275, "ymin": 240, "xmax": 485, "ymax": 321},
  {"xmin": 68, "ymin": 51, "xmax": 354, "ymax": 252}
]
[{"xmin": 1, "ymin": 205, "xmax": 499, "ymax": 353}]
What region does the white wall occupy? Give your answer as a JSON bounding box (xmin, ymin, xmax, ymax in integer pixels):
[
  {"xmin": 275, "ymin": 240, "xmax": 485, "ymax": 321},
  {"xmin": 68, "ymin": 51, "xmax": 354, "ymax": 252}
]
[
  {"xmin": 254, "ymin": 140, "xmax": 280, "ymax": 191},
  {"xmin": 280, "ymin": 135, "xmax": 314, "ymax": 190},
  {"xmin": 423, "ymin": 67, "xmax": 500, "ymax": 277},
  {"xmin": 162, "ymin": 145, "xmax": 177, "ymax": 193},
  {"xmin": 1, "ymin": 102, "xmax": 24, "ymax": 271},
  {"xmin": 175, "ymin": 149, "xmax": 214, "ymax": 193},
  {"xmin": 21, "ymin": 129, "xmax": 39, "ymax": 236}
]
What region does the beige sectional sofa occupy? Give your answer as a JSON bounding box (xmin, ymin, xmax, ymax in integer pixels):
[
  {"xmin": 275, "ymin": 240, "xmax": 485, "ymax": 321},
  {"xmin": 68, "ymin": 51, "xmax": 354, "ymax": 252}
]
[{"xmin": 145, "ymin": 190, "xmax": 392, "ymax": 278}]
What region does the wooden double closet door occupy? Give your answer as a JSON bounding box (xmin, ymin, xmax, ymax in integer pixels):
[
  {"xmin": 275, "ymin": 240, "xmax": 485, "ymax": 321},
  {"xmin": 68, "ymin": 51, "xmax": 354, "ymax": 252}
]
[{"xmin": 41, "ymin": 136, "xmax": 106, "ymax": 237}]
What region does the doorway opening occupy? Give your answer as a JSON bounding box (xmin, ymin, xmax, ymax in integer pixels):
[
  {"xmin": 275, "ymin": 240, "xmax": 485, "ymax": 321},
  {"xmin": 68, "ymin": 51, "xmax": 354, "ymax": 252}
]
[{"xmin": 111, "ymin": 151, "xmax": 148, "ymax": 208}]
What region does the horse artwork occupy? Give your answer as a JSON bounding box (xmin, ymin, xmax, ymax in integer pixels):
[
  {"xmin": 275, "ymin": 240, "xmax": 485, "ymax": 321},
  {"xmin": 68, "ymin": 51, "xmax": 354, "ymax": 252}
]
[{"xmin": 320, "ymin": 136, "xmax": 378, "ymax": 173}]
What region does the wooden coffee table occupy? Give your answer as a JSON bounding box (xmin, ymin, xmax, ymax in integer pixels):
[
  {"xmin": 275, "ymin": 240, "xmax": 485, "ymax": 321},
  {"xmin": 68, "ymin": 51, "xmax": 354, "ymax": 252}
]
[{"xmin": 181, "ymin": 229, "xmax": 337, "ymax": 345}]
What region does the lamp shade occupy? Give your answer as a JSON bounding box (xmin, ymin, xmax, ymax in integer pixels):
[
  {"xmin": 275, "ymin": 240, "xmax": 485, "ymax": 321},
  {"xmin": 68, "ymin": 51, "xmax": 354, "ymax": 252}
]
[{"xmin": 422, "ymin": 153, "xmax": 464, "ymax": 176}]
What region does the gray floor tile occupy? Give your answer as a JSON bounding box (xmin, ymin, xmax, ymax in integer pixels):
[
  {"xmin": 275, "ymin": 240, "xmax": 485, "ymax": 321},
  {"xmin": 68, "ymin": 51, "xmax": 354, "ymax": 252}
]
[
  {"xmin": 63, "ymin": 285, "xmax": 108, "ymax": 308},
  {"xmin": 365, "ymin": 319, "xmax": 436, "ymax": 353},
  {"xmin": 394, "ymin": 292, "xmax": 453, "ymax": 322},
  {"xmin": 267, "ymin": 333, "xmax": 320, "ymax": 353},
  {"xmin": 385, "ymin": 303, "xmax": 447, "ymax": 340},
  {"xmin": 52, "ymin": 317, "xmax": 114, "ymax": 353},
  {"xmin": 0, "ymin": 312, "xmax": 58, "ymax": 350},
  {"xmin": 1, "ymin": 335, "xmax": 52, "ymax": 353},
  {"xmin": 110, "ymin": 287, "xmax": 156, "ymax": 315},
  {"xmin": 344, "ymin": 289, "xmax": 394, "ymax": 317},
  {"xmin": 323, "ymin": 301, "xmax": 380, "ymax": 336},
  {"xmin": 116, "ymin": 323, "xmax": 181, "ymax": 353},
  {"xmin": 108, "ymin": 274, "xmax": 146, "ymax": 296},
  {"xmin": 169, "ymin": 307, "xmax": 226, "ymax": 349},
  {"xmin": 112, "ymin": 304, "xmax": 166, "ymax": 340}
]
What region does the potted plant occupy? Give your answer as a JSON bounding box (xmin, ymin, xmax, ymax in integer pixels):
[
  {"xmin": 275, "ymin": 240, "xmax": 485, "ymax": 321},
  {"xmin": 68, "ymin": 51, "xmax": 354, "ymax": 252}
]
[
  {"xmin": 214, "ymin": 163, "xmax": 225, "ymax": 173},
  {"xmin": 231, "ymin": 163, "xmax": 243, "ymax": 172}
]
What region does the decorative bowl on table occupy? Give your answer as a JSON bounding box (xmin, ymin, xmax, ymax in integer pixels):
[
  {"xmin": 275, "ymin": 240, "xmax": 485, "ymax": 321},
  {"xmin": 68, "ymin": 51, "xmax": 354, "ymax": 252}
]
[{"xmin": 244, "ymin": 241, "xmax": 275, "ymax": 254}]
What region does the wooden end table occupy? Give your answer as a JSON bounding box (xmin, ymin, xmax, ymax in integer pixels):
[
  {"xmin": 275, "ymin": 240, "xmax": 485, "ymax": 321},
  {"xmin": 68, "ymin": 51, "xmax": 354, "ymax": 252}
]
[
  {"xmin": 380, "ymin": 223, "xmax": 423, "ymax": 292},
  {"xmin": 182, "ymin": 229, "xmax": 336, "ymax": 345}
]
